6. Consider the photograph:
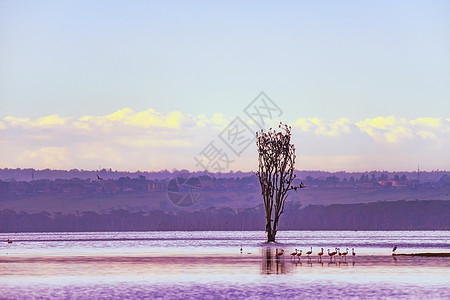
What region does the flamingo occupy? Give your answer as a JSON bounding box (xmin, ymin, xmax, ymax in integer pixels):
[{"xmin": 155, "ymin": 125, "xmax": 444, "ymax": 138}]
[
  {"xmin": 342, "ymin": 248, "xmax": 349, "ymax": 257},
  {"xmin": 341, "ymin": 248, "xmax": 349, "ymax": 261},
  {"xmin": 290, "ymin": 249, "xmax": 298, "ymax": 259},
  {"xmin": 306, "ymin": 247, "xmax": 312, "ymax": 258},
  {"xmin": 327, "ymin": 249, "xmax": 332, "ymax": 260},
  {"xmin": 7, "ymin": 239, "xmax": 12, "ymax": 244},
  {"xmin": 352, "ymin": 248, "xmax": 356, "ymax": 257},
  {"xmin": 392, "ymin": 245, "xmax": 398, "ymax": 253},
  {"xmin": 328, "ymin": 249, "xmax": 337, "ymax": 261},
  {"xmin": 338, "ymin": 248, "xmax": 342, "ymax": 258},
  {"xmin": 276, "ymin": 249, "xmax": 284, "ymax": 257},
  {"xmin": 317, "ymin": 248, "xmax": 324, "ymax": 261},
  {"xmin": 296, "ymin": 249, "xmax": 302, "ymax": 260}
]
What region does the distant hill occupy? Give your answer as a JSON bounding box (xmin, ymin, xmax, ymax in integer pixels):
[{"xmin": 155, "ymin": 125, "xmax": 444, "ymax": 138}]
[
  {"xmin": 1, "ymin": 168, "xmax": 449, "ymax": 232},
  {"xmin": 1, "ymin": 167, "xmax": 449, "ymax": 183},
  {"xmin": 1, "ymin": 170, "xmax": 449, "ymax": 214}
]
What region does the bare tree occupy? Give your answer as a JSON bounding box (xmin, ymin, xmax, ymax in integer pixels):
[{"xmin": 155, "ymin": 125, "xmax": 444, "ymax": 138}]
[{"xmin": 256, "ymin": 123, "xmax": 304, "ymax": 242}]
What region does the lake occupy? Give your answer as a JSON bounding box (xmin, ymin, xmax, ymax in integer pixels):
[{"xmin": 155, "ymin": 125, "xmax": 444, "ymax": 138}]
[{"xmin": 1, "ymin": 231, "xmax": 449, "ymax": 299}]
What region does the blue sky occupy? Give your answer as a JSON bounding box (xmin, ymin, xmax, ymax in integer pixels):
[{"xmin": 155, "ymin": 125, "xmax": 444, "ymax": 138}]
[{"xmin": 1, "ymin": 1, "xmax": 449, "ymax": 171}]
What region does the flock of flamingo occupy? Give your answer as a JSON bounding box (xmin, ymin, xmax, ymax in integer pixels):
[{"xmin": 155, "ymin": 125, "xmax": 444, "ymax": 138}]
[{"xmin": 275, "ymin": 247, "xmax": 356, "ymax": 262}]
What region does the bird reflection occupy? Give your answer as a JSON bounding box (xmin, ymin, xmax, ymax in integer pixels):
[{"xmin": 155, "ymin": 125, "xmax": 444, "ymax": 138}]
[
  {"xmin": 339, "ymin": 261, "xmax": 348, "ymax": 267},
  {"xmin": 261, "ymin": 247, "xmax": 291, "ymax": 275},
  {"xmin": 328, "ymin": 261, "xmax": 337, "ymax": 267}
]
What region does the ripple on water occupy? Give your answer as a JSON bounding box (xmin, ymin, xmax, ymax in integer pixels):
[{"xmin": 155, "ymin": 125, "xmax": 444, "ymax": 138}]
[{"xmin": 1, "ymin": 282, "xmax": 449, "ymax": 299}]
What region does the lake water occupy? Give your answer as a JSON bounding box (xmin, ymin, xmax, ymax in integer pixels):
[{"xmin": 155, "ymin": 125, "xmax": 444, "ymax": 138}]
[{"xmin": 1, "ymin": 231, "xmax": 449, "ymax": 299}]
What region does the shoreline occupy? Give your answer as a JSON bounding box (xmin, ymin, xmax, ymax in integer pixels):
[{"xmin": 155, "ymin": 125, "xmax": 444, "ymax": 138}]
[{"xmin": 393, "ymin": 252, "xmax": 450, "ymax": 257}]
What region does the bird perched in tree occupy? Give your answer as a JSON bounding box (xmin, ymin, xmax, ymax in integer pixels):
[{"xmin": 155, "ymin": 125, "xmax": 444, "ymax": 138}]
[{"xmin": 293, "ymin": 182, "xmax": 306, "ymax": 191}]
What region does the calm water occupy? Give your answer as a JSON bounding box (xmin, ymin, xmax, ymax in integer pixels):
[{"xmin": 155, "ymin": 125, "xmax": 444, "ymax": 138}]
[{"xmin": 1, "ymin": 231, "xmax": 449, "ymax": 299}]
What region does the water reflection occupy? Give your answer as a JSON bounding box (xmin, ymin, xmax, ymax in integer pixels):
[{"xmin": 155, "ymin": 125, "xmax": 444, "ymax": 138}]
[
  {"xmin": 1, "ymin": 231, "xmax": 449, "ymax": 299},
  {"xmin": 260, "ymin": 246, "xmax": 362, "ymax": 273},
  {"xmin": 261, "ymin": 247, "xmax": 292, "ymax": 274}
]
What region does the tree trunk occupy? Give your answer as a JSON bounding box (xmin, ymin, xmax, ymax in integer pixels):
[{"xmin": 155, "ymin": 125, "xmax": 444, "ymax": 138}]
[
  {"xmin": 266, "ymin": 219, "xmax": 275, "ymax": 242},
  {"xmin": 266, "ymin": 217, "xmax": 279, "ymax": 242},
  {"xmin": 267, "ymin": 230, "xmax": 275, "ymax": 242}
]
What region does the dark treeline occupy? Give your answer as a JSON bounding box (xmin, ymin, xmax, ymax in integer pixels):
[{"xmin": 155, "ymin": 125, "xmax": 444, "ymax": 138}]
[{"xmin": 1, "ymin": 200, "xmax": 449, "ymax": 232}]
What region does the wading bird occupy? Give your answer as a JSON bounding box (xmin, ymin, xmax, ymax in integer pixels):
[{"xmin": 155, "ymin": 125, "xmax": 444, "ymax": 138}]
[
  {"xmin": 276, "ymin": 249, "xmax": 284, "ymax": 257},
  {"xmin": 306, "ymin": 247, "xmax": 312, "ymax": 258},
  {"xmin": 296, "ymin": 249, "xmax": 302, "ymax": 260},
  {"xmin": 317, "ymin": 248, "xmax": 324, "ymax": 261},
  {"xmin": 290, "ymin": 249, "xmax": 298, "ymax": 259},
  {"xmin": 352, "ymin": 248, "xmax": 356, "ymax": 257},
  {"xmin": 392, "ymin": 245, "xmax": 398, "ymax": 253},
  {"xmin": 342, "ymin": 248, "xmax": 349, "ymax": 257},
  {"xmin": 341, "ymin": 248, "xmax": 349, "ymax": 261},
  {"xmin": 328, "ymin": 249, "xmax": 337, "ymax": 261}
]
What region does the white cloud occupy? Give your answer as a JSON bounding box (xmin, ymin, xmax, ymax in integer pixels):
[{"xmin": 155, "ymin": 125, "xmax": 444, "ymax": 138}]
[
  {"xmin": 294, "ymin": 117, "xmax": 353, "ymax": 137},
  {"xmin": 356, "ymin": 116, "xmax": 450, "ymax": 144},
  {"xmin": 1, "ymin": 110, "xmax": 449, "ymax": 171},
  {"xmin": 18, "ymin": 147, "xmax": 69, "ymax": 168}
]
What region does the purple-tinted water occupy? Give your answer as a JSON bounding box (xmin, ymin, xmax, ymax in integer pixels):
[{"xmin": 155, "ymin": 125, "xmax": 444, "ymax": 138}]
[{"xmin": 1, "ymin": 231, "xmax": 449, "ymax": 299}]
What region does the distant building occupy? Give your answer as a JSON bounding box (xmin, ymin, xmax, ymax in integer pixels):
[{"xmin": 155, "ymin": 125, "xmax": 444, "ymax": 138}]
[{"xmin": 378, "ymin": 180, "xmax": 398, "ymax": 187}]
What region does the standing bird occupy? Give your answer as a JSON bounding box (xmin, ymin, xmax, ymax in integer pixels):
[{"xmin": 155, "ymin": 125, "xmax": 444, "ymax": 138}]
[
  {"xmin": 306, "ymin": 247, "xmax": 313, "ymax": 258},
  {"xmin": 341, "ymin": 248, "xmax": 349, "ymax": 261},
  {"xmin": 392, "ymin": 245, "xmax": 398, "ymax": 253},
  {"xmin": 317, "ymin": 248, "xmax": 324, "ymax": 261},
  {"xmin": 276, "ymin": 249, "xmax": 284, "ymax": 257},
  {"xmin": 7, "ymin": 239, "xmax": 12, "ymax": 244},
  {"xmin": 328, "ymin": 249, "xmax": 337, "ymax": 261},
  {"xmin": 290, "ymin": 249, "xmax": 298, "ymax": 259},
  {"xmin": 342, "ymin": 248, "xmax": 349, "ymax": 257},
  {"xmin": 296, "ymin": 249, "xmax": 303, "ymax": 260},
  {"xmin": 352, "ymin": 248, "xmax": 356, "ymax": 257}
]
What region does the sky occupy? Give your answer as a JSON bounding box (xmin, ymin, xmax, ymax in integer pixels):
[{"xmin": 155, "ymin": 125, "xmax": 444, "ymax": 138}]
[{"xmin": 1, "ymin": 0, "xmax": 449, "ymax": 172}]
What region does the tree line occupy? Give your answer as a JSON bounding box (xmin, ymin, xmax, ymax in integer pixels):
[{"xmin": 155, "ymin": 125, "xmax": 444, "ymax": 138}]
[{"xmin": 1, "ymin": 200, "xmax": 448, "ymax": 232}]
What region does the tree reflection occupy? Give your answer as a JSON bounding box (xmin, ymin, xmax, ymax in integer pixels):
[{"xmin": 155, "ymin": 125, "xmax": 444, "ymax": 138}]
[{"xmin": 261, "ymin": 247, "xmax": 292, "ymax": 274}]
